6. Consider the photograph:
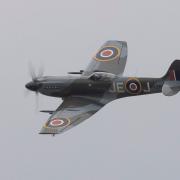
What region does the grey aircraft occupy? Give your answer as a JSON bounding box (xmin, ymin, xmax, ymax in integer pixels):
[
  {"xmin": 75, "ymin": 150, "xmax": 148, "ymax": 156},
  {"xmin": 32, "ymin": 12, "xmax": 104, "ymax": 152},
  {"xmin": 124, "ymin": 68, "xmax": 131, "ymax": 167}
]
[{"xmin": 25, "ymin": 40, "xmax": 180, "ymax": 135}]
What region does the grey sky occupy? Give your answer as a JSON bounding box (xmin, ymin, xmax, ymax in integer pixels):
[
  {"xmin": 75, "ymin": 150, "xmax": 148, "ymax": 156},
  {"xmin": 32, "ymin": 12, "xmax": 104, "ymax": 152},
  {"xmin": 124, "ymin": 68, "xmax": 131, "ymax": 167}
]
[{"xmin": 0, "ymin": 0, "xmax": 180, "ymax": 179}]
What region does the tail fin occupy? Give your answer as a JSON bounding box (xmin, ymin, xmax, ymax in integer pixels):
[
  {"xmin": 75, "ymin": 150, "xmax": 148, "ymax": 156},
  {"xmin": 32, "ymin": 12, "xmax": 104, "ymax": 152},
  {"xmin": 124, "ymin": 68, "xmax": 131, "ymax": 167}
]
[
  {"xmin": 162, "ymin": 60, "xmax": 180, "ymax": 96},
  {"xmin": 163, "ymin": 60, "xmax": 180, "ymax": 81}
]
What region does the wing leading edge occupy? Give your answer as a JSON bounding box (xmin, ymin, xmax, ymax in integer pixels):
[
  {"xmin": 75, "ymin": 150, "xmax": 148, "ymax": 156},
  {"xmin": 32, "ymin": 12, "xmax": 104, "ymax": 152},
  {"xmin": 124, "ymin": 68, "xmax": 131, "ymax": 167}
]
[{"xmin": 83, "ymin": 40, "xmax": 128, "ymax": 76}]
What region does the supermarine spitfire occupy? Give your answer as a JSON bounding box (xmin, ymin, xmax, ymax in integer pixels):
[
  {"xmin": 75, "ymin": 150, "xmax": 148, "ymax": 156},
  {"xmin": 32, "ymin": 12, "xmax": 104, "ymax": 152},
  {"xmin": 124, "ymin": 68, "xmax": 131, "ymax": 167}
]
[{"xmin": 25, "ymin": 41, "xmax": 180, "ymax": 135}]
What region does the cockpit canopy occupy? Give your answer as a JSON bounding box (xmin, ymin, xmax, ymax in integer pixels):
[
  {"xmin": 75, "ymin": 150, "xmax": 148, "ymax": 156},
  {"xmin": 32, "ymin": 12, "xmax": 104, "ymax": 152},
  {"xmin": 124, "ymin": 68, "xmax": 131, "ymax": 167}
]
[{"xmin": 88, "ymin": 72, "xmax": 117, "ymax": 81}]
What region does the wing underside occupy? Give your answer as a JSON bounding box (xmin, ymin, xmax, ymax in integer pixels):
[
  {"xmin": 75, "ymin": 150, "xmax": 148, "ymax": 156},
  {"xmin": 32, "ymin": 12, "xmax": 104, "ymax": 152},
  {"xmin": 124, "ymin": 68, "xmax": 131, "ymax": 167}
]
[
  {"xmin": 39, "ymin": 96, "xmax": 104, "ymax": 134},
  {"xmin": 39, "ymin": 40, "xmax": 128, "ymax": 135},
  {"xmin": 83, "ymin": 40, "xmax": 128, "ymax": 76}
]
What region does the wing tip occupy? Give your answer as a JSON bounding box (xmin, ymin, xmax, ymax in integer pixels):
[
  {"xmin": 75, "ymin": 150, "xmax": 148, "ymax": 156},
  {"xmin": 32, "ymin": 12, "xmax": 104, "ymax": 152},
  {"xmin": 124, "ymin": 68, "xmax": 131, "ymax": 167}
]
[{"xmin": 106, "ymin": 40, "xmax": 127, "ymax": 46}]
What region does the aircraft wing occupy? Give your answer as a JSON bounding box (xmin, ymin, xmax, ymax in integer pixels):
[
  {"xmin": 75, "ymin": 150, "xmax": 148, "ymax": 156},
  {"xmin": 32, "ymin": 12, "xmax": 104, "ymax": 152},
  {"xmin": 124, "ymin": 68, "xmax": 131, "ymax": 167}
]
[
  {"xmin": 83, "ymin": 40, "xmax": 128, "ymax": 76},
  {"xmin": 39, "ymin": 96, "xmax": 105, "ymax": 135}
]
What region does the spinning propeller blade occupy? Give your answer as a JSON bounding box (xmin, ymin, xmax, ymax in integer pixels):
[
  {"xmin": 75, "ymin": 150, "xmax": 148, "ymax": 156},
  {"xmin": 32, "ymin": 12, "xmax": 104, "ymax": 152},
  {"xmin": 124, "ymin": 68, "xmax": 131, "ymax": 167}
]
[
  {"xmin": 28, "ymin": 62, "xmax": 44, "ymax": 81},
  {"xmin": 28, "ymin": 62, "xmax": 36, "ymax": 81}
]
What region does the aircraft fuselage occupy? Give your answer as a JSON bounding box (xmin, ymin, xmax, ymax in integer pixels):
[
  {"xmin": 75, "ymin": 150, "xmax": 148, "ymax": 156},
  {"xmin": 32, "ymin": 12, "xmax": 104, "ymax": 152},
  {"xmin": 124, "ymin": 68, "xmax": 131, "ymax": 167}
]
[{"xmin": 29, "ymin": 76, "xmax": 164, "ymax": 99}]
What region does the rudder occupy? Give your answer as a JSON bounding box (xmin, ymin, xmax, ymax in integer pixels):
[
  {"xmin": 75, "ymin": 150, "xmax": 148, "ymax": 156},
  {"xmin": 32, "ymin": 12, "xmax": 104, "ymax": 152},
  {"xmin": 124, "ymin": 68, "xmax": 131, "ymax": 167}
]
[{"xmin": 163, "ymin": 60, "xmax": 180, "ymax": 81}]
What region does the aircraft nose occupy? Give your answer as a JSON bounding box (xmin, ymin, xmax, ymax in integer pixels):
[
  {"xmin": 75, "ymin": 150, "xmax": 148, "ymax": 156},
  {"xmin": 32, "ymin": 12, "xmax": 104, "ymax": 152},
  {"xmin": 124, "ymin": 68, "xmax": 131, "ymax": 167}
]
[{"xmin": 25, "ymin": 81, "xmax": 40, "ymax": 91}]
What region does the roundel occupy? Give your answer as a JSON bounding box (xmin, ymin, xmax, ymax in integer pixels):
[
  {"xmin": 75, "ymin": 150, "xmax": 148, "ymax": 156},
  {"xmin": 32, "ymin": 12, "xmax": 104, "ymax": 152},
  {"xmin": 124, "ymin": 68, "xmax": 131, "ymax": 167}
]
[
  {"xmin": 94, "ymin": 46, "xmax": 121, "ymax": 62},
  {"xmin": 48, "ymin": 118, "xmax": 70, "ymax": 128},
  {"xmin": 125, "ymin": 78, "xmax": 142, "ymax": 95}
]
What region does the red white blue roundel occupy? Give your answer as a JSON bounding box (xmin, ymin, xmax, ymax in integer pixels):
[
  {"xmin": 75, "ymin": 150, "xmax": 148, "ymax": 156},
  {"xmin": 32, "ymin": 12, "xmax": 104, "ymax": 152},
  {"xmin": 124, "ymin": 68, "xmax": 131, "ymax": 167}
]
[
  {"xmin": 125, "ymin": 78, "xmax": 142, "ymax": 94},
  {"xmin": 94, "ymin": 46, "xmax": 120, "ymax": 61},
  {"xmin": 100, "ymin": 49, "xmax": 113, "ymax": 58},
  {"xmin": 48, "ymin": 118, "xmax": 70, "ymax": 128}
]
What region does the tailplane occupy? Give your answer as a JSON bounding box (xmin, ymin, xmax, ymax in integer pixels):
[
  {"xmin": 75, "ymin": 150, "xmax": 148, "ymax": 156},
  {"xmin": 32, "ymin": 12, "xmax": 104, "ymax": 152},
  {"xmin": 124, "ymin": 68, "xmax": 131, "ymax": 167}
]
[{"xmin": 162, "ymin": 60, "xmax": 180, "ymax": 96}]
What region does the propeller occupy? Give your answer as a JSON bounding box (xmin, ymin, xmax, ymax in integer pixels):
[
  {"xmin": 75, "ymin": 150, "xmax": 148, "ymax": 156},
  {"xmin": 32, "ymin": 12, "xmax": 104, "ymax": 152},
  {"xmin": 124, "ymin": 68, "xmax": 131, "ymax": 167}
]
[
  {"xmin": 26, "ymin": 62, "xmax": 44, "ymax": 111},
  {"xmin": 28, "ymin": 62, "xmax": 44, "ymax": 81},
  {"xmin": 35, "ymin": 91, "xmax": 39, "ymax": 112}
]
